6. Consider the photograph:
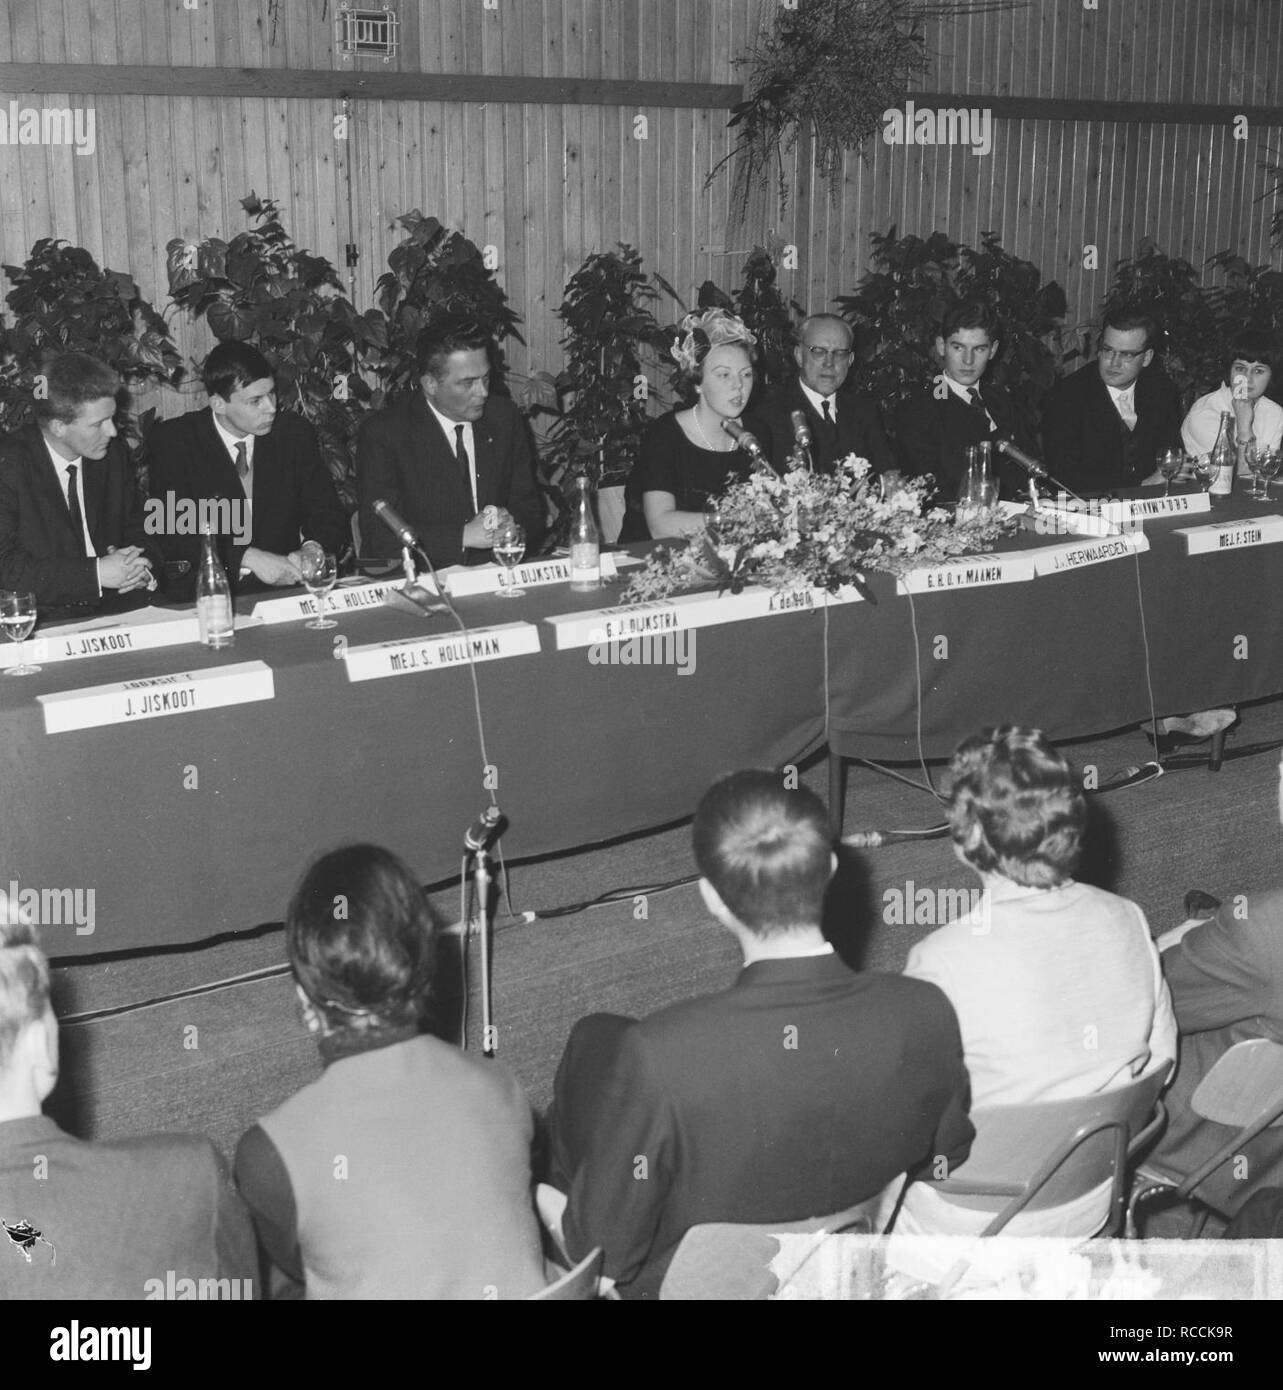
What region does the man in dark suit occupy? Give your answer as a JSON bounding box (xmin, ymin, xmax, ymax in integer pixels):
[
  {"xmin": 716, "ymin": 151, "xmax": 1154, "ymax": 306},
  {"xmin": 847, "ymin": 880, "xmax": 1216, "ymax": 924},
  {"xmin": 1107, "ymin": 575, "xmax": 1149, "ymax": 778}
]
[
  {"xmin": 145, "ymin": 341, "xmax": 349, "ymax": 597},
  {"xmin": 356, "ymin": 322, "xmax": 544, "ymax": 569},
  {"xmin": 894, "ymin": 300, "xmax": 1030, "ymax": 500},
  {"xmin": 546, "ymin": 770, "xmax": 973, "ymax": 1300},
  {"xmin": 745, "ymin": 313, "xmax": 894, "ymax": 475},
  {"xmin": 0, "ymin": 353, "xmax": 159, "ymax": 618},
  {"xmin": 0, "ymin": 898, "xmax": 256, "ymax": 1300},
  {"xmin": 1040, "ymin": 310, "xmax": 1183, "ymax": 495}
]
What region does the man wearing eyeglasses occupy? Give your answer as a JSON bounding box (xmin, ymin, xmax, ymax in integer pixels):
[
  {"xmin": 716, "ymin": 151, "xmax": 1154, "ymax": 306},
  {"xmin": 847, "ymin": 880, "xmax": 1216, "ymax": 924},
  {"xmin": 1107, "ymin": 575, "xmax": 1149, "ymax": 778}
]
[
  {"xmin": 1040, "ymin": 310, "xmax": 1183, "ymax": 495},
  {"xmin": 745, "ymin": 315, "xmax": 894, "ymax": 475}
]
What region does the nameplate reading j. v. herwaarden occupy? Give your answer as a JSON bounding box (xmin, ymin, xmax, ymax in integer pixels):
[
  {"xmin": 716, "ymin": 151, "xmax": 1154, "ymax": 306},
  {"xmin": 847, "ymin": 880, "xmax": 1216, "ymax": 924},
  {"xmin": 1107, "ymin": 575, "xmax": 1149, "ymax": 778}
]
[
  {"xmin": 1175, "ymin": 513, "xmax": 1283, "ymax": 555},
  {"xmin": 341, "ymin": 622, "xmax": 541, "ymax": 682},
  {"xmin": 544, "ymin": 584, "xmax": 865, "ymax": 651},
  {"xmin": 36, "ymin": 662, "xmax": 275, "ymax": 734},
  {"xmin": 1031, "ymin": 531, "xmax": 1151, "ymax": 577}
]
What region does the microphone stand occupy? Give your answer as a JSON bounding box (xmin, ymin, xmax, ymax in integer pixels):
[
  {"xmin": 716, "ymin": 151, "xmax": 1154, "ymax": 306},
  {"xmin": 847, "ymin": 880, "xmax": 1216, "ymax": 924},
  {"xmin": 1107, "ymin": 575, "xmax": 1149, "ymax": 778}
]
[{"xmin": 454, "ymin": 807, "xmax": 508, "ymax": 1058}]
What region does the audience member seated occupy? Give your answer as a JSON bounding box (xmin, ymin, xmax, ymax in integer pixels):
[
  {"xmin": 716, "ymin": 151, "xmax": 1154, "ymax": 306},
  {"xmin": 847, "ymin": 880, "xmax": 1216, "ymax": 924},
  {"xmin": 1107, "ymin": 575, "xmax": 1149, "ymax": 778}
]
[
  {"xmin": 619, "ymin": 308, "xmax": 757, "ymax": 541},
  {"xmin": 1181, "ymin": 329, "xmax": 1283, "ymax": 476},
  {"xmin": 234, "ymin": 844, "xmax": 548, "ymax": 1300},
  {"xmin": 893, "ymin": 299, "xmax": 1031, "ymax": 501},
  {"xmin": 355, "ymin": 320, "xmax": 544, "ymax": 569},
  {"xmin": 0, "ymin": 352, "xmax": 160, "ymax": 620},
  {"xmin": 146, "ymin": 341, "xmax": 349, "ymax": 598},
  {"xmin": 1146, "ymin": 750, "xmax": 1283, "ymax": 1218},
  {"xmin": 744, "ymin": 313, "xmax": 894, "ymax": 476},
  {"xmin": 0, "ymin": 894, "xmax": 255, "ymax": 1300},
  {"xmin": 897, "ymin": 726, "xmax": 1177, "ymax": 1237},
  {"xmin": 1040, "ymin": 309, "xmax": 1183, "ymax": 495},
  {"xmin": 545, "ymin": 770, "xmax": 974, "ymax": 1300}
]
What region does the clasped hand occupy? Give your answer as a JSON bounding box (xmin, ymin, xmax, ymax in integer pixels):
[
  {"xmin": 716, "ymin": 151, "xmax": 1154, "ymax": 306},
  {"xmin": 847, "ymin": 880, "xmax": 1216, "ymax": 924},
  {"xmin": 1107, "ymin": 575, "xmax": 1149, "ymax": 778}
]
[
  {"xmin": 101, "ymin": 546, "xmax": 154, "ymax": 593},
  {"xmin": 462, "ymin": 506, "xmax": 512, "ymax": 549}
]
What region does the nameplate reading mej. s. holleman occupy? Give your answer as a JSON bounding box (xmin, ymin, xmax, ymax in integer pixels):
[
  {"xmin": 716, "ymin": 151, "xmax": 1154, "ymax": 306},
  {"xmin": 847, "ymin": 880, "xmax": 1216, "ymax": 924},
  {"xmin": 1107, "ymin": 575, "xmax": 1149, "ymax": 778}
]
[
  {"xmin": 341, "ymin": 622, "xmax": 541, "ymax": 682},
  {"xmin": 36, "ymin": 662, "xmax": 276, "ymax": 734}
]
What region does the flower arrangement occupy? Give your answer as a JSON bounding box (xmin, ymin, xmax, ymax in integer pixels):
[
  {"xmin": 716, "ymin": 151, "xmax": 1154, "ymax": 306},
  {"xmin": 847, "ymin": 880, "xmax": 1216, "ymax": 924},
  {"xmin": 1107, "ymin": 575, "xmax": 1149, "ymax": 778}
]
[{"xmin": 620, "ymin": 456, "xmax": 1013, "ymax": 605}]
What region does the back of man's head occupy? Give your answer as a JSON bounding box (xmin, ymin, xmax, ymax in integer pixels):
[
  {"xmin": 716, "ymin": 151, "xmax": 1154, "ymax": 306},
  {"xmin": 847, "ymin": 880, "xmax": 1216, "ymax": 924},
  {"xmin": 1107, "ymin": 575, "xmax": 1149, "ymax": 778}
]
[
  {"xmin": 692, "ymin": 771, "xmax": 832, "ymax": 934},
  {"xmin": 0, "ymin": 908, "xmax": 49, "ymax": 1078},
  {"xmin": 31, "ymin": 352, "xmax": 120, "ymax": 426}
]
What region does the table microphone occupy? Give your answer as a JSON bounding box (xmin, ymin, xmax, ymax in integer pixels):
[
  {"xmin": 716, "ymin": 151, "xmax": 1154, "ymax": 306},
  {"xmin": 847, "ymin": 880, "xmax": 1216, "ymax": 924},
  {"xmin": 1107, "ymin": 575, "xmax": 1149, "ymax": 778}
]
[
  {"xmin": 722, "ymin": 419, "xmax": 779, "ymax": 476},
  {"xmin": 372, "ymin": 499, "xmax": 425, "ymax": 553},
  {"xmin": 995, "ymin": 439, "xmax": 1048, "ymax": 479},
  {"xmin": 465, "ymin": 805, "xmax": 506, "ymax": 853}
]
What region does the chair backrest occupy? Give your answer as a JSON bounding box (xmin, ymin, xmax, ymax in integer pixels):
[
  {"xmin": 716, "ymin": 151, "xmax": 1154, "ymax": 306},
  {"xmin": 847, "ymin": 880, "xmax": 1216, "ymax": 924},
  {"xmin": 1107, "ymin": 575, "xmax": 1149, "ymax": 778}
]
[
  {"xmin": 527, "ymin": 1247, "xmax": 604, "ymax": 1301},
  {"xmin": 930, "ymin": 1062, "xmax": 1171, "ymax": 1229},
  {"xmin": 1190, "ymin": 1039, "xmax": 1283, "ymax": 1129},
  {"xmin": 658, "ymin": 1174, "xmax": 905, "ymax": 1301}
]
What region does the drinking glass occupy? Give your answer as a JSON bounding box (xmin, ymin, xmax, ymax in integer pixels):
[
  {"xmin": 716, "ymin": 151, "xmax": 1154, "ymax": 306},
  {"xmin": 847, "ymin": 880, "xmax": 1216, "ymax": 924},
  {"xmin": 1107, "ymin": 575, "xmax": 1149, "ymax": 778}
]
[
  {"xmin": 301, "ymin": 552, "xmax": 338, "ymax": 629},
  {"xmin": 0, "ymin": 590, "xmax": 40, "ymax": 676},
  {"xmin": 493, "ymin": 520, "xmax": 526, "ymax": 597},
  {"xmin": 1191, "ymin": 453, "xmax": 1216, "ymax": 489},
  {"xmin": 1249, "ymin": 447, "xmax": 1282, "ymax": 501},
  {"xmin": 1157, "ymin": 449, "xmax": 1183, "ymax": 497}
]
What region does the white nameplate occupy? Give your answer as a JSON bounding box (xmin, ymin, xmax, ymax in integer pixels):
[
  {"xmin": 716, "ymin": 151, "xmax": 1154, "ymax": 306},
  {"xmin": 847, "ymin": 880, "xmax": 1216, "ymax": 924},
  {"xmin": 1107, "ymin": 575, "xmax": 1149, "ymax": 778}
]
[
  {"xmin": 544, "ymin": 584, "xmax": 864, "ymax": 651},
  {"xmin": 896, "ymin": 551, "xmax": 1036, "ymax": 595},
  {"xmin": 251, "ymin": 578, "xmax": 425, "ymax": 625},
  {"xmin": 37, "ymin": 661, "xmax": 275, "ymax": 734},
  {"xmin": 0, "ymin": 615, "xmax": 204, "ymax": 670},
  {"xmin": 1099, "ymin": 493, "xmax": 1212, "ymax": 525},
  {"xmin": 1175, "ymin": 514, "xmax": 1283, "ymax": 555},
  {"xmin": 341, "ymin": 621, "xmax": 540, "ymax": 682},
  {"xmin": 1032, "ymin": 531, "xmax": 1150, "ymax": 576},
  {"xmin": 1018, "ymin": 505, "xmax": 1118, "ymax": 539},
  {"xmin": 442, "ymin": 553, "xmax": 621, "ymax": 597}
]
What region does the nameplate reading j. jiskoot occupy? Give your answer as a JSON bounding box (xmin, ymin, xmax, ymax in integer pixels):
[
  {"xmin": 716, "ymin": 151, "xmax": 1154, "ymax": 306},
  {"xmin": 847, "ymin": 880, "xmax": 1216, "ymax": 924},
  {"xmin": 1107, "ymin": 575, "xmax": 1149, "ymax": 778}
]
[
  {"xmin": 37, "ymin": 662, "xmax": 275, "ymax": 735},
  {"xmin": 341, "ymin": 621, "xmax": 540, "ymax": 682},
  {"xmin": 0, "ymin": 615, "xmax": 202, "ymax": 670},
  {"xmin": 896, "ymin": 552, "xmax": 1035, "ymax": 595},
  {"xmin": 251, "ymin": 578, "xmax": 418, "ymax": 626},
  {"xmin": 1031, "ymin": 531, "xmax": 1150, "ymax": 577},
  {"xmin": 1175, "ymin": 514, "xmax": 1283, "ymax": 555},
  {"xmin": 544, "ymin": 584, "xmax": 865, "ymax": 651},
  {"xmin": 443, "ymin": 553, "xmax": 622, "ymax": 598}
]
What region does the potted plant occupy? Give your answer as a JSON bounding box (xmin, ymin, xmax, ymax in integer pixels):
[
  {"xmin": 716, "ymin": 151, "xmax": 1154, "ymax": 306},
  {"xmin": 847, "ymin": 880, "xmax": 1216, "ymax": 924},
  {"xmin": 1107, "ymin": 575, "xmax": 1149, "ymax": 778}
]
[{"xmin": 165, "ymin": 193, "xmax": 388, "ymax": 510}]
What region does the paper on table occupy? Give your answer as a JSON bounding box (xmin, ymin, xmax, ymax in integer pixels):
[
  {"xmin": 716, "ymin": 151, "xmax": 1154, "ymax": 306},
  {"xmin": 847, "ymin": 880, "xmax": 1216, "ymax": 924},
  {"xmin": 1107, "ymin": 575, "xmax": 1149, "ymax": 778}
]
[{"xmin": 40, "ymin": 604, "xmax": 263, "ymax": 635}]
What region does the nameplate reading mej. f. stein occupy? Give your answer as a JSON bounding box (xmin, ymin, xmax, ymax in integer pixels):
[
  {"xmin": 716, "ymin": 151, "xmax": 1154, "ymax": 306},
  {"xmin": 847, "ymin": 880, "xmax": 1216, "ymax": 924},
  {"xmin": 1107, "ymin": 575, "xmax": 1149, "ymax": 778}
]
[
  {"xmin": 341, "ymin": 621, "xmax": 541, "ymax": 682},
  {"xmin": 0, "ymin": 615, "xmax": 202, "ymax": 669},
  {"xmin": 442, "ymin": 553, "xmax": 622, "ymax": 597},
  {"xmin": 1175, "ymin": 514, "xmax": 1283, "ymax": 555},
  {"xmin": 37, "ymin": 662, "xmax": 275, "ymax": 734},
  {"xmin": 1031, "ymin": 531, "xmax": 1150, "ymax": 576},
  {"xmin": 543, "ymin": 583, "xmax": 865, "ymax": 651},
  {"xmin": 896, "ymin": 551, "xmax": 1036, "ymax": 595}
]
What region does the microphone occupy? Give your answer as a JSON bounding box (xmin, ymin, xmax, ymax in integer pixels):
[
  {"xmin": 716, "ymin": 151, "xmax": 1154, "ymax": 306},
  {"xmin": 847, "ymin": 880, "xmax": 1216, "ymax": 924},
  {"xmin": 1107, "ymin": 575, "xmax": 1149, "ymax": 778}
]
[
  {"xmin": 842, "ymin": 827, "xmax": 948, "ymax": 849},
  {"xmin": 372, "ymin": 499, "xmax": 424, "ymax": 552},
  {"xmin": 995, "ymin": 439, "xmax": 1048, "ymax": 479},
  {"xmin": 789, "ymin": 410, "xmax": 813, "ymax": 448},
  {"xmin": 464, "ymin": 805, "xmax": 506, "ymax": 853},
  {"xmin": 721, "ymin": 419, "xmax": 779, "ymax": 476}
]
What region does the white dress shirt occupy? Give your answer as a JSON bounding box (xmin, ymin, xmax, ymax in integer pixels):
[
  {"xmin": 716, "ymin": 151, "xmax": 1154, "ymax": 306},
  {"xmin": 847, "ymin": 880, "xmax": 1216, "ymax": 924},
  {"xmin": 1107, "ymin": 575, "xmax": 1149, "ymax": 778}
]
[{"xmin": 1106, "ymin": 382, "xmax": 1138, "ymax": 430}]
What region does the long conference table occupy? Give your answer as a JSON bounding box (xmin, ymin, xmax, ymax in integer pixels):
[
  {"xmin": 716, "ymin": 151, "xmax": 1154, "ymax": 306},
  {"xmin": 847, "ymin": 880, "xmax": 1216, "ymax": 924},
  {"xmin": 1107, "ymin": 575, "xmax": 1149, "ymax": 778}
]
[{"xmin": 4, "ymin": 489, "xmax": 1283, "ymax": 959}]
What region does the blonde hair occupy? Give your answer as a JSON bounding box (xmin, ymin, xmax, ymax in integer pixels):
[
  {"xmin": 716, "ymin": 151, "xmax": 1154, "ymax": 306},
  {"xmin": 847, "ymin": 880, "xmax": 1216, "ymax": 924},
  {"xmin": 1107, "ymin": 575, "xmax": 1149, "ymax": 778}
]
[
  {"xmin": 670, "ymin": 308, "xmax": 757, "ymax": 380},
  {"xmin": 0, "ymin": 903, "xmax": 50, "ymax": 1070}
]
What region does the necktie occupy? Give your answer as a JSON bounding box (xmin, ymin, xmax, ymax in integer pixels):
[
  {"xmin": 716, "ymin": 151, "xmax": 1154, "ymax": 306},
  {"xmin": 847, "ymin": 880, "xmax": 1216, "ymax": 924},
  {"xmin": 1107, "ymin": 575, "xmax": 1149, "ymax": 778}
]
[
  {"xmin": 820, "ymin": 398, "xmax": 838, "ymax": 446},
  {"xmin": 234, "ymin": 440, "xmax": 249, "ymax": 479},
  {"xmin": 454, "ymin": 425, "xmax": 474, "ymax": 509},
  {"xmin": 65, "ymin": 464, "xmax": 87, "ymax": 556},
  {"xmin": 967, "ymin": 386, "xmax": 983, "ymax": 410}
]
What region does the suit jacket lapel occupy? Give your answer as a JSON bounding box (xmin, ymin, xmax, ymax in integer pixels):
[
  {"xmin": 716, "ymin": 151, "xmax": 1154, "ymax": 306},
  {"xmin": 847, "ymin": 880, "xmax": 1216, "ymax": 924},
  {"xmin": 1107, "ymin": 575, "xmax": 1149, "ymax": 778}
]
[
  {"xmin": 198, "ymin": 410, "xmax": 247, "ymax": 500},
  {"xmin": 28, "ymin": 428, "xmax": 86, "ymax": 552},
  {"xmin": 80, "ymin": 451, "xmax": 110, "ymax": 550},
  {"xmin": 415, "ymin": 394, "xmax": 474, "ymax": 512}
]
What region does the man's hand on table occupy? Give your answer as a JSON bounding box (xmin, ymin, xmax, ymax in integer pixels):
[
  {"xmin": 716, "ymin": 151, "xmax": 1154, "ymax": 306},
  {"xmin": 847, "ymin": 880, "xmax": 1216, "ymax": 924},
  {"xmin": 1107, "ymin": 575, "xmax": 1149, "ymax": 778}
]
[
  {"xmin": 243, "ymin": 546, "xmax": 303, "ymax": 586},
  {"xmin": 101, "ymin": 546, "xmax": 154, "ymax": 593},
  {"xmin": 462, "ymin": 506, "xmax": 512, "ymax": 550}
]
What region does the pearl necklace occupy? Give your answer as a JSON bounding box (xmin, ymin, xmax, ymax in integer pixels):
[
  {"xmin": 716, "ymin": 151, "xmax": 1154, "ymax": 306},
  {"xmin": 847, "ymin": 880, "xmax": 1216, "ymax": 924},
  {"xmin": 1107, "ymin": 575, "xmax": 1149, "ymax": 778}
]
[{"xmin": 692, "ymin": 406, "xmax": 731, "ymax": 452}]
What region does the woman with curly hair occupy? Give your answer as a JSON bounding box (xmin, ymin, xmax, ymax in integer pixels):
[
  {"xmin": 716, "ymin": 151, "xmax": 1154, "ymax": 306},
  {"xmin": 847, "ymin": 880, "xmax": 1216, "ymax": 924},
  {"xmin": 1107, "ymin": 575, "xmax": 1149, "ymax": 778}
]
[
  {"xmin": 893, "ymin": 726, "xmax": 1177, "ymax": 1239},
  {"xmin": 620, "ymin": 308, "xmax": 759, "ymax": 542}
]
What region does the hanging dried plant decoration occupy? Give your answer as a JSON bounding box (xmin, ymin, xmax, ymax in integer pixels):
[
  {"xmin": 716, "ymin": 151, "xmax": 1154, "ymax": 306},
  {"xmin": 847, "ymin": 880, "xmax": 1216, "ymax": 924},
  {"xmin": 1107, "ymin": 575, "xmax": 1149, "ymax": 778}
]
[{"xmin": 711, "ymin": 0, "xmax": 1022, "ymax": 217}]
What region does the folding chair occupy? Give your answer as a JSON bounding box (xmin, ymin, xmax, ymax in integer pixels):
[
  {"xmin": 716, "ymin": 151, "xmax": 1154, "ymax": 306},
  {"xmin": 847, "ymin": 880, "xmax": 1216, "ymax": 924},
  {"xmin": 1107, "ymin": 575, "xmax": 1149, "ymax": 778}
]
[{"xmin": 527, "ymin": 1247, "xmax": 605, "ymax": 1301}]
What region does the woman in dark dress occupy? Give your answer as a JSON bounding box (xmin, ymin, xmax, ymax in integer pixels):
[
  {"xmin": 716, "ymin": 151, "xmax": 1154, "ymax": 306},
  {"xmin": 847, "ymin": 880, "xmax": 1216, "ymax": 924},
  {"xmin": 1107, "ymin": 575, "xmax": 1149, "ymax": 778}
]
[{"xmin": 621, "ymin": 309, "xmax": 759, "ymax": 541}]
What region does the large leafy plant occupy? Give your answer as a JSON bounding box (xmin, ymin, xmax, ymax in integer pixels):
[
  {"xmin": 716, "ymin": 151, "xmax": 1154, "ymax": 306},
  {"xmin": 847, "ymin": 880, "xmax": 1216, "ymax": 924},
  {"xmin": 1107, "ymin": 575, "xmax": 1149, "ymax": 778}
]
[
  {"xmin": 166, "ymin": 194, "xmax": 387, "ymax": 510},
  {"xmin": 543, "ymin": 245, "xmax": 669, "ymax": 498},
  {"xmin": 374, "ymin": 211, "xmax": 524, "ymax": 401},
  {"xmin": 0, "ymin": 238, "xmax": 182, "ymax": 438}
]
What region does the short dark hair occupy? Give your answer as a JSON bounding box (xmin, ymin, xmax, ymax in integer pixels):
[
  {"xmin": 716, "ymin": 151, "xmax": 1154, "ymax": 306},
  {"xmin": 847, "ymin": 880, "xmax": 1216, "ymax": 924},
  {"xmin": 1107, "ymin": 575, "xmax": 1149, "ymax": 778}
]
[
  {"xmin": 415, "ymin": 320, "xmax": 493, "ymax": 380},
  {"xmin": 286, "ymin": 844, "xmax": 438, "ymax": 1033},
  {"xmin": 1224, "ymin": 329, "xmax": 1277, "ymax": 380},
  {"xmin": 947, "ymin": 726, "xmax": 1086, "ymax": 887},
  {"xmin": 0, "ymin": 909, "xmax": 50, "ymax": 1072},
  {"xmin": 692, "ymin": 770, "xmax": 832, "ymax": 933},
  {"xmin": 202, "ymin": 341, "xmax": 275, "ymax": 401},
  {"xmin": 1101, "ymin": 308, "xmax": 1161, "ymax": 352},
  {"xmin": 939, "ymin": 300, "xmax": 1001, "ymax": 344},
  {"xmin": 32, "ymin": 352, "xmax": 120, "ymax": 425}
]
